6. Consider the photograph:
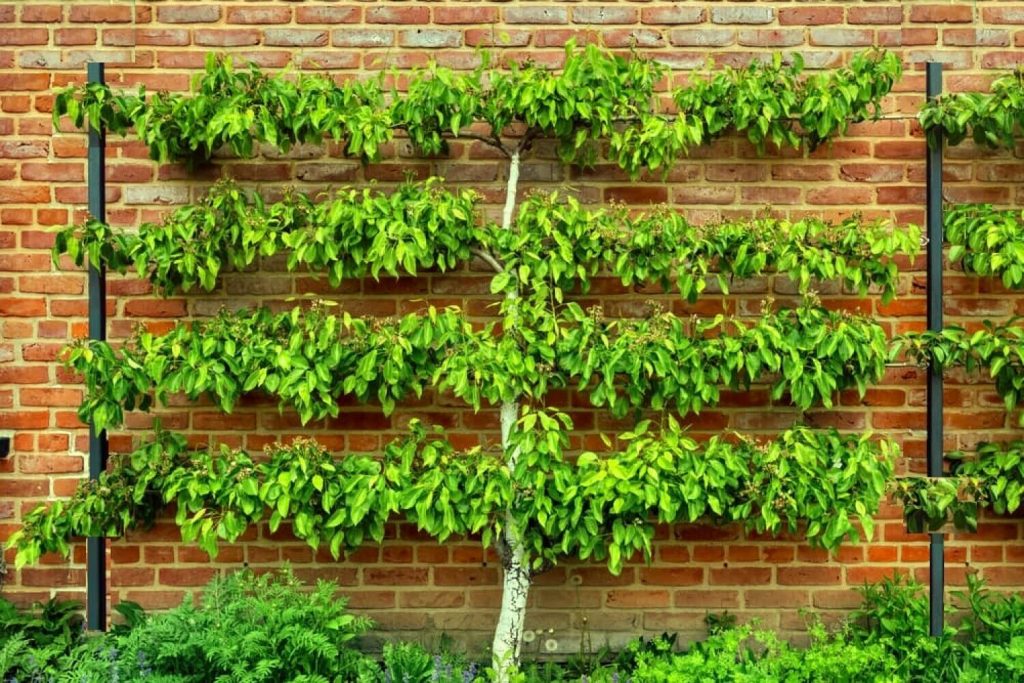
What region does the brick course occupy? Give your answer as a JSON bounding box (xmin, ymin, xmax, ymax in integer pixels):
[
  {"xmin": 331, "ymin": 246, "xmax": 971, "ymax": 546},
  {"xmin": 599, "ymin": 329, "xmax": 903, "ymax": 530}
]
[{"xmin": 1, "ymin": 0, "xmax": 1024, "ymax": 654}]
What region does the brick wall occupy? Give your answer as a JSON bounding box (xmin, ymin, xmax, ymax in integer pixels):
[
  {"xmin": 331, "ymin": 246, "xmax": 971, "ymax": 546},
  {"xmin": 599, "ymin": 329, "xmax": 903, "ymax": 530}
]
[{"xmin": 2, "ymin": 0, "xmax": 1024, "ymax": 655}]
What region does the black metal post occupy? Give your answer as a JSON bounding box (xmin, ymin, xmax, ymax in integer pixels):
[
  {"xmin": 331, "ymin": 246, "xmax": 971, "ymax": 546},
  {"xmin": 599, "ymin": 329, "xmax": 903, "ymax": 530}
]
[
  {"xmin": 86, "ymin": 61, "xmax": 108, "ymax": 632},
  {"xmin": 925, "ymin": 61, "xmax": 945, "ymax": 638}
]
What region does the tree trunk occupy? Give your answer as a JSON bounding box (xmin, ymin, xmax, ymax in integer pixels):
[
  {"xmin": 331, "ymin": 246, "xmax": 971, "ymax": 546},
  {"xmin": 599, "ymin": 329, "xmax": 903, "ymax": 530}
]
[{"xmin": 491, "ymin": 150, "xmax": 529, "ymax": 682}]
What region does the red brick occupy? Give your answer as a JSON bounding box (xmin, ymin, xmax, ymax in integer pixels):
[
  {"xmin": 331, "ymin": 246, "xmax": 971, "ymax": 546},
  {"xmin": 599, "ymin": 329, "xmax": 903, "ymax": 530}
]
[
  {"xmin": 225, "ymin": 6, "xmax": 291, "ymax": 24},
  {"xmin": 296, "ymin": 6, "xmax": 360, "ymax": 24},
  {"xmin": 779, "ymin": 7, "xmax": 843, "ymax": 26},
  {"xmin": 157, "ymin": 5, "xmax": 221, "ymax": 23},
  {"xmin": 69, "ymin": 4, "xmax": 134, "ymax": 23},
  {"xmin": 434, "ymin": 7, "xmax": 498, "ymax": 24},
  {"xmin": 848, "ymin": 7, "xmax": 904, "ymax": 24},
  {"xmin": 366, "ymin": 7, "xmax": 429, "ymax": 24},
  {"xmin": 910, "ymin": 4, "xmax": 974, "ymax": 23}
]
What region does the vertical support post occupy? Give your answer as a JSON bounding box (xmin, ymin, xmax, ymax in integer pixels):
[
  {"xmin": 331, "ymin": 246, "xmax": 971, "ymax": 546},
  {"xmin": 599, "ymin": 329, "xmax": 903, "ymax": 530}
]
[
  {"xmin": 86, "ymin": 61, "xmax": 108, "ymax": 632},
  {"xmin": 925, "ymin": 61, "xmax": 944, "ymax": 638}
]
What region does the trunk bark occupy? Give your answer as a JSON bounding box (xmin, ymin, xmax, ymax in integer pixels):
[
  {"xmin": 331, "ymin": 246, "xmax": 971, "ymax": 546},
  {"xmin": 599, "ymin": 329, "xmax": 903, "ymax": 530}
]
[{"xmin": 491, "ymin": 151, "xmax": 529, "ymax": 682}]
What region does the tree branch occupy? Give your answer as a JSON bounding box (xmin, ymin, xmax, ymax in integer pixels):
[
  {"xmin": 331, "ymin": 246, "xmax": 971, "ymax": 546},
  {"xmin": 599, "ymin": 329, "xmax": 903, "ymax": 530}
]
[{"xmin": 471, "ymin": 247, "xmax": 504, "ymax": 274}]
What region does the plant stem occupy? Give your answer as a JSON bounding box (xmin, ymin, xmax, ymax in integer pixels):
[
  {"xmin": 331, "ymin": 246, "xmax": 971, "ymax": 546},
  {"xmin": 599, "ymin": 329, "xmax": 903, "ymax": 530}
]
[{"xmin": 491, "ymin": 149, "xmax": 528, "ymax": 682}]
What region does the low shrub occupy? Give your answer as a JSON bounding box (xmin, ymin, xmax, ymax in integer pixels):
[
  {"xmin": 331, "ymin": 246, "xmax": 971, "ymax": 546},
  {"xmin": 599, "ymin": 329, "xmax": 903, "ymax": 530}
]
[{"xmin": 2, "ymin": 569, "xmax": 1023, "ymax": 682}]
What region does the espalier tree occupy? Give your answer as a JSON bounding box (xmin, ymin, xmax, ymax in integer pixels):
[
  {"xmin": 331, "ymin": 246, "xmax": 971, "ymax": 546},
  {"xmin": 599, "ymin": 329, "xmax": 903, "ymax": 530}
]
[{"xmin": 13, "ymin": 45, "xmax": 923, "ymax": 677}]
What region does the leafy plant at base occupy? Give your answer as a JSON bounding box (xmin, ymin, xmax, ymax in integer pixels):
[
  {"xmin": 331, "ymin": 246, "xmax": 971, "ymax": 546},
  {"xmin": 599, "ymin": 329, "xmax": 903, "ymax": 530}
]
[
  {"xmin": 0, "ymin": 596, "xmax": 84, "ymax": 682},
  {"xmin": 628, "ymin": 623, "xmax": 902, "ymax": 683},
  {"xmin": 59, "ymin": 567, "xmax": 375, "ymax": 683}
]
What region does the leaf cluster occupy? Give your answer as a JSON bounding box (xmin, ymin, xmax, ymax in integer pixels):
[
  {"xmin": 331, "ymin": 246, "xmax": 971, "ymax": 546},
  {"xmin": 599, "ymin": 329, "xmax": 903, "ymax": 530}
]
[
  {"xmin": 945, "ymin": 203, "xmax": 1024, "ymax": 289},
  {"xmin": 496, "ymin": 192, "xmax": 919, "ymax": 307},
  {"xmin": 53, "ymin": 182, "xmax": 920, "ymax": 311},
  {"xmin": 53, "ymin": 45, "xmax": 899, "ymax": 174},
  {"xmin": 8, "ymin": 414, "xmax": 896, "ymax": 575},
  {"xmin": 895, "ymin": 321, "xmax": 1024, "ymax": 422},
  {"xmin": 65, "ymin": 297, "xmax": 890, "ymax": 432},
  {"xmin": 675, "ymin": 49, "xmax": 901, "ymax": 154},
  {"xmin": 892, "ymin": 439, "xmax": 1024, "ymax": 533},
  {"xmin": 920, "ymin": 68, "xmax": 1024, "ymax": 149},
  {"xmin": 64, "ymin": 304, "xmax": 469, "ymax": 430},
  {"xmin": 61, "ymin": 568, "xmax": 375, "ymax": 683},
  {"xmin": 54, "ymin": 178, "xmax": 482, "ymax": 293}
]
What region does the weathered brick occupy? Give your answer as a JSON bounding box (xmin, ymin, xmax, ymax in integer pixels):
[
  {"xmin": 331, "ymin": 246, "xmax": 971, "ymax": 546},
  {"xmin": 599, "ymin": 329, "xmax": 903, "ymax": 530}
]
[
  {"xmin": 809, "ymin": 28, "xmax": 876, "ymax": 47},
  {"xmin": 123, "ymin": 186, "xmax": 189, "ymax": 205},
  {"xmin": 366, "ymin": 7, "xmax": 429, "ymax": 24},
  {"xmin": 157, "ymin": 5, "xmax": 221, "ymax": 23},
  {"xmin": 572, "ymin": 7, "xmax": 638, "ymax": 25},
  {"xmin": 434, "ymin": 7, "xmax": 498, "ymax": 24},
  {"xmin": 0, "ymin": 29, "xmax": 48, "ymax": 46},
  {"xmin": 296, "ymin": 6, "xmax": 360, "ymax": 24},
  {"xmin": 669, "ymin": 29, "xmax": 735, "ymax": 48},
  {"xmin": 641, "ymin": 7, "xmax": 704, "ymax": 25},
  {"xmin": 779, "ymin": 7, "xmax": 844, "ymax": 26},
  {"xmin": 910, "ymin": 4, "xmax": 975, "ymax": 23},
  {"xmin": 848, "ymin": 6, "xmax": 904, "ymax": 25},
  {"xmin": 22, "ymin": 5, "xmax": 62, "ymax": 23},
  {"xmin": 983, "ymin": 7, "xmax": 1024, "ymax": 24},
  {"xmin": 332, "ymin": 29, "xmax": 394, "ymax": 48},
  {"xmin": 711, "ymin": 7, "xmax": 774, "ymax": 25},
  {"xmin": 944, "ymin": 29, "xmax": 1010, "ymax": 47},
  {"xmin": 738, "ymin": 29, "xmax": 804, "ymax": 48},
  {"xmin": 264, "ymin": 29, "xmax": 329, "ymax": 48},
  {"xmin": 103, "ymin": 28, "xmax": 191, "ymax": 47},
  {"xmin": 604, "ymin": 29, "xmax": 666, "ymax": 48},
  {"xmin": 505, "ymin": 7, "xmax": 569, "ymax": 25},
  {"xmin": 69, "ymin": 4, "xmax": 133, "ymax": 23},
  {"xmin": 399, "ymin": 29, "xmax": 463, "ymax": 49},
  {"xmin": 225, "ymin": 6, "xmax": 291, "ymax": 25},
  {"xmin": 194, "ymin": 30, "xmax": 261, "ymax": 48}
]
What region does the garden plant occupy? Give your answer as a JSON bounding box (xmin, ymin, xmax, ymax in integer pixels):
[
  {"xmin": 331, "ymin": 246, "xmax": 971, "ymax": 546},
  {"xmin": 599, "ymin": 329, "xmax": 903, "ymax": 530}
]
[{"xmin": 9, "ymin": 42, "xmax": 1024, "ymax": 680}]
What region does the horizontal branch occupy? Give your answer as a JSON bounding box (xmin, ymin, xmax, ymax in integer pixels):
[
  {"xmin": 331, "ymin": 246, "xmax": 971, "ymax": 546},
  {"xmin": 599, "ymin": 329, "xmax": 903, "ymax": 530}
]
[
  {"xmin": 66, "ymin": 298, "xmax": 892, "ymax": 432},
  {"xmin": 8, "ymin": 417, "xmax": 897, "ymax": 572},
  {"xmin": 54, "ymin": 182, "xmax": 920, "ymax": 306},
  {"xmin": 52, "ymin": 45, "xmax": 900, "ymax": 174}
]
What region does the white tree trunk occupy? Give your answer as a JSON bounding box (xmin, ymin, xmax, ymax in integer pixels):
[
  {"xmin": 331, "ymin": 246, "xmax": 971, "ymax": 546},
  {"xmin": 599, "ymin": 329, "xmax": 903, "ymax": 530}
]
[{"xmin": 491, "ymin": 150, "xmax": 530, "ymax": 682}]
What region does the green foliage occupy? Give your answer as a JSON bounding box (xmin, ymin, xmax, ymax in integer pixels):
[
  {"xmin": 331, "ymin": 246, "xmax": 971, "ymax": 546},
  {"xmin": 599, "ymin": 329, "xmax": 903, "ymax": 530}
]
[
  {"xmin": 53, "ymin": 178, "xmax": 483, "ymax": 293},
  {"xmin": 498, "ymin": 193, "xmax": 919, "ymax": 306},
  {"xmin": 895, "ymin": 320, "xmax": 1024, "ymax": 420},
  {"xmin": 64, "ymin": 296, "xmax": 889, "ymax": 431},
  {"xmin": 850, "ymin": 573, "xmax": 963, "ymax": 683},
  {"xmin": 675, "ymin": 49, "xmax": 902, "ymax": 154},
  {"xmin": 53, "ymin": 45, "xmax": 899, "ymax": 174},
  {"xmin": 0, "ymin": 596, "xmax": 84, "ymax": 681},
  {"xmin": 60, "ymin": 568, "xmax": 374, "ymax": 683},
  {"xmin": 63, "ymin": 303, "xmax": 469, "ymax": 430},
  {"xmin": 891, "ymin": 440, "xmax": 1024, "ymax": 533},
  {"xmin": 920, "ymin": 68, "xmax": 1024, "ymax": 149},
  {"xmin": 542, "ymin": 297, "xmax": 890, "ymax": 418},
  {"xmin": 7, "ymin": 571, "xmax": 1024, "ymax": 682},
  {"xmin": 945, "ymin": 203, "xmax": 1024, "ymax": 288},
  {"xmin": 5, "ymin": 430, "xmax": 182, "ymax": 567},
  {"xmin": 9, "ymin": 412, "xmax": 895, "ymax": 572},
  {"xmin": 628, "ymin": 623, "xmax": 902, "ymax": 683},
  {"xmin": 890, "ymin": 476, "xmax": 983, "ymax": 534},
  {"xmin": 54, "ymin": 53, "xmax": 391, "ymax": 165}
]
